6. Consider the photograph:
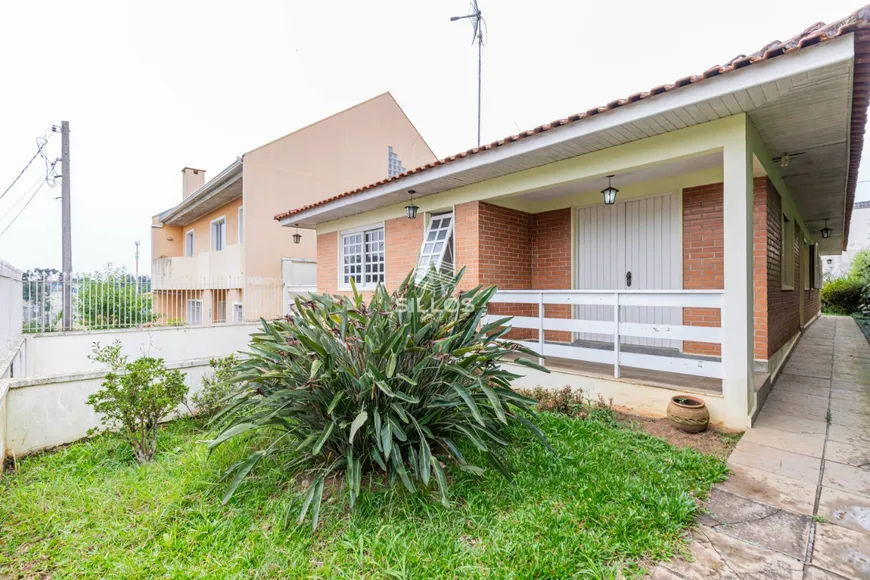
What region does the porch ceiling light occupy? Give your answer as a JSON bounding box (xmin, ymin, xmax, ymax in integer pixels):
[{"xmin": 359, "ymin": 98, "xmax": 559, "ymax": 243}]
[
  {"xmin": 821, "ymin": 218, "xmax": 832, "ymax": 239},
  {"xmin": 292, "ymin": 226, "xmax": 302, "ymax": 244},
  {"xmin": 601, "ymin": 175, "xmax": 618, "ymax": 205},
  {"xmin": 405, "ymin": 189, "xmax": 419, "ymax": 219}
]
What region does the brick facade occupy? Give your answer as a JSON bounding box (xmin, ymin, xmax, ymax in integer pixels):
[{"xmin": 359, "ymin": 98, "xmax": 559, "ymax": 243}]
[
  {"xmin": 532, "ymin": 209, "xmax": 573, "ymax": 341},
  {"xmin": 765, "ymin": 180, "xmax": 802, "ymax": 357},
  {"xmin": 682, "ymin": 182, "xmax": 725, "ymax": 356},
  {"xmin": 385, "ymin": 216, "xmax": 424, "ymax": 289},
  {"xmin": 316, "ymin": 231, "xmax": 339, "ymax": 295}
]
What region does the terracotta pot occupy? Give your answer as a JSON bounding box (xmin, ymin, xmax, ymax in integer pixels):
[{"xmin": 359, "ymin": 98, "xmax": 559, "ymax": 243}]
[{"xmin": 666, "ymin": 395, "xmax": 709, "ymax": 433}]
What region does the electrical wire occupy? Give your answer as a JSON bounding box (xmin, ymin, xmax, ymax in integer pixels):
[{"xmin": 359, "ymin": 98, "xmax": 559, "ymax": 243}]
[
  {"xmin": 0, "ymin": 179, "xmax": 48, "ymax": 239},
  {"xmin": 0, "ymin": 174, "xmax": 44, "ymax": 224},
  {"xmin": 0, "ymin": 133, "xmax": 53, "ymax": 202}
]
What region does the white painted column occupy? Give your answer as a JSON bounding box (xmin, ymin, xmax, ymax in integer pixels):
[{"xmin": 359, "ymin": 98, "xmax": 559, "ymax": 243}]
[{"xmin": 722, "ymin": 126, "xmax": 754, "ymax": 428}]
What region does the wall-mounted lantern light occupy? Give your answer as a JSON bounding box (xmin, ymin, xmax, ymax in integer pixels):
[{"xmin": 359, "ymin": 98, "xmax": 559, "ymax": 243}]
[
  {"xmin": 405, "ymin": 189, "xmax": 419, "ymax": 219},
  {"xmin": 601, "ymin": 175, "xmax": 618, "ymax": 205},
  {"xmin": 821, "ymin": 218, "xmax": 832, "ymax": 239},
  {"xmin": 292, "ymin": 226, "xmax": 302, "ymax": 244}
]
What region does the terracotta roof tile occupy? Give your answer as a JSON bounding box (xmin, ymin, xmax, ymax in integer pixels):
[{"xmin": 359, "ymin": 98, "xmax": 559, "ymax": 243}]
[{"xmin": 275, "ymin": 4, "xmax": 870, "ymax": 248}]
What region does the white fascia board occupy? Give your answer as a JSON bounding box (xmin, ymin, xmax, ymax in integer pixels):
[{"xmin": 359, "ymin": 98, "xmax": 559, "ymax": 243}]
[{"xmin": 279, "ymin": 34, "xmax": 854, "ymax": 229}]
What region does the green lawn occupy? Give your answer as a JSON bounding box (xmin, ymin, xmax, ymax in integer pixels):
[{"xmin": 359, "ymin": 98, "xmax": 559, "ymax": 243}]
[{"xmin": 0, "ymin": 413, "xmax": 727, "ymax": 579}]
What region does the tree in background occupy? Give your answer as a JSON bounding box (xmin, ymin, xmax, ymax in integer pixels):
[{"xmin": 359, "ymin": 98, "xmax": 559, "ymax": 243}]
[
  {"xmin": 849, "ymin": 248, "xmax": 870, "ymax": 285},
  {"xmin": 76, "ymin": 264, "xmax": 155, "ymax": 329}
]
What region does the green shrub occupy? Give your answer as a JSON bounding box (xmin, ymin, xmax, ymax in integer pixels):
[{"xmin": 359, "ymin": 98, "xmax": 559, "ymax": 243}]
[
  {"xmin": 210, "ymin": 269, "xmax": 550, "ymax": 529},
  {"xmin": 190, "ymin": 355, "xmax": 239, "ymax": 419},
  {"xmin": 515, "ymin": 386, "xmax": 613, "ymax": 422},
  {"xmin": 87, "ymin": 340, "xmax": 188, "ymax": 463},
  {"xmin": 821, "ymin": 277, "xmax": 864, "ymax": 315},
  {"xmin": 849, "ymin": 248, "xmax": 870, "ymax": 284}
]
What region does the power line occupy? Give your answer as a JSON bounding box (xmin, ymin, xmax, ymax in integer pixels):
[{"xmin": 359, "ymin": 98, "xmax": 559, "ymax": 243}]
[
  {"xmin": 0, "ymin": 179, "xmax": 48, "ymax": 239},
  {"xmin": 0, "ymin": 174, "xmax": 44, "ymax": 224},
  {"xmin": 0, "ymin": 133, "xmax": 53, "ymax": 202}
]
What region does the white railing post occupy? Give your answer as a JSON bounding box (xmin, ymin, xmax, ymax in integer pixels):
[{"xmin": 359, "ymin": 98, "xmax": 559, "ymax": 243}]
[
  {"xmin": 613, "ymin": 292, "xmax": 620, "ymax": 378},
  {"xmin": 538, "ymin": 292, "xmax": 545, "ymax": 366}
]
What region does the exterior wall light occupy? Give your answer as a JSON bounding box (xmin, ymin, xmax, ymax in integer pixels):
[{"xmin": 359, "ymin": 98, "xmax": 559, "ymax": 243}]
[
  {"xmin": 821, "ymin": 218, "xmax": 832, "ymax": 239},
  {"xmin": 292, "ymin": 226, "xmax": 302, "ymax": 244},
  {"xmin": 405, "ymin": 189, "xmax": 419, "ymax": 219},
  {"xmin": 601, "ymin": 175, "xmax": 618, "ymax": 205}
]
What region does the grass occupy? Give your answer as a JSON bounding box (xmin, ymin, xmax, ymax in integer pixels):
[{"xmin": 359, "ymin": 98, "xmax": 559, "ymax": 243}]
[
  {"xmin": 0, "ymin": 413, "xmax": 727, "ymax": 579},
  {"xmin": 852, "ymin": 313, "xmax": 870, "ymax": 344}
]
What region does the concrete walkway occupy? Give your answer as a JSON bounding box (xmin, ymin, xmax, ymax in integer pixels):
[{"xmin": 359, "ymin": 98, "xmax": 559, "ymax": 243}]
[{"xmin": 653, "ymin": 316, "xmax": 870, "ymax": 580}]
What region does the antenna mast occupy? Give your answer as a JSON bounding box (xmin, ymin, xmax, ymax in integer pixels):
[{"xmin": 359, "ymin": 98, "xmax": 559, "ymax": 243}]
[{"xmin": 451, "ymin": 1, "xmax": 486, "ymax": 147}]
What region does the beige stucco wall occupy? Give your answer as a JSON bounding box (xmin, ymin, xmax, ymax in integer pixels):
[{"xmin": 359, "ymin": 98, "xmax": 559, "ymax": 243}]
[
  {"xmin": 151, "ymin": 216, "xmax": 183, "ymax": 260},
  {"xmin": 242, "ymin": 93, "xmax": 437, "ymax": 278}
]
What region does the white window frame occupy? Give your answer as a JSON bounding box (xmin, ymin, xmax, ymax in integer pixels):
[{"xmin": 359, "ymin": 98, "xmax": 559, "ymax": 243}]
[
  {"xmin": 187, "ymin": 299, "xmax": 203, "ymax": 326},
  {"xmin": 184, "ymin": 229, "xmax": 195, "ymax": 257},
  {"xmin": 415, "ymin": 212, "xmax": 454, "ymax": 280},
  {"xmin": 232, "ymin": 302, "xmax": 244, "ymax": 322},
  {"xmin": 781, "ymin": 213, "xmax": 795, "ymax": 290},
  {"xmin": 238, "ymin": 207, "xmax": 244, "ymax": 243},
  {"xmin": 339, "ymin": 223, "xmax": 385, "ymax": 290},
  {"xmin": 210, "ymin": 215, "xmax": 227, "ymax": 252}
]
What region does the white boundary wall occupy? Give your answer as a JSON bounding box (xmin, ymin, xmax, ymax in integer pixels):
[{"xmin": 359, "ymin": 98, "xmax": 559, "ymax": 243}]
[
  {"xmin": 0, "ymin": 260, "xmax": 22, "ymax": 351},
  {"xmin": 25, "ymin": 322, "xmax": 259, "ymax": 376},
  {"xmin": 2, "ymin": 322, "xmax": 261, "ymax": 459}
]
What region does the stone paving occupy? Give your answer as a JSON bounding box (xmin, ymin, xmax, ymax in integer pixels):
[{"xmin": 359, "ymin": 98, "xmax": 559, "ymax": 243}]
[{"xmin": 653, "ymin": 316, "xmax": 870, "ymax": 580}]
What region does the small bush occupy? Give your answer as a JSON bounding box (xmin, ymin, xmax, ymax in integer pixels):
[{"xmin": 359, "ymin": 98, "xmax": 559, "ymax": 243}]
[
  {"xmin": 849, "ymin": 248, "xmax": 870, "ymax": 284},
  {"xmin": 190, "ymin": 355, "xmax": 239, "ymax": 418},
  {"xmin": 87, "ymin": 341, "xmax": 188, "ymax": 463},
  {"xmin": 515, "ymin": 386, "xmax": 613, "ymax": 422},
  {"xmin": 211, "ymin": 269, "xmax": 550, "ymax": 529},
  {"xmin": 821, "ymin": 277, "xmax": 864, "ymax": 315}
]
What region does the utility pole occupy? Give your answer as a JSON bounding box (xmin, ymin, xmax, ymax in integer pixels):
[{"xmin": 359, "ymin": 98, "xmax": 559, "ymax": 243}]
[
  {"xmin": 60, "ymin": 121, "xmax": 72, "ymax": 331},
  {"xmin": 134, "ymin": 241, "xmax": 140, "ymax": 294}
]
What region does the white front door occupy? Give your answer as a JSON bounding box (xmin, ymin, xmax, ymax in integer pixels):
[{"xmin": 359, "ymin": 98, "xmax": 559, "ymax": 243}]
[{"xmin": 575, "ymin": 193, "xmax": 681, "ymax": 348}]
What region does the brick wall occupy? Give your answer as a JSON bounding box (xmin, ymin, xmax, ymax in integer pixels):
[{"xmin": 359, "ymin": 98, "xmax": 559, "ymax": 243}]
[
  {"xmin": 682, "ymin": 183, "xmax": 724, "ymax": 356},
  {"xmin": 766, "ymin": 180, "xmax": 802, "ymax": 357},
  {"xmin": 316, "ymin": 231, "xmax": 338, "ymax": 294},
  {"xmin": 682, "ymin": 178, "xmax": 771, "ymax": 359},
  {"xmin": 385, "ymin": 216, "xmax": 424, "ymax": 289},
  {"xmin": 753, "ymin": 178, "xmax": 769, "ymax": 361},
  {"xmin": 532, "ymin": 208, "xmax": 572, "ymax": 341},
  {"xmin": 454, "ymin": 201, "xmax": 481, "ymax": 290}
]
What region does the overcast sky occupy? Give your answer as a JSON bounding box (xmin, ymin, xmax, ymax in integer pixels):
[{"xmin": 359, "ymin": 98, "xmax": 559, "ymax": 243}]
[{"xmin": 0, "ymin": 0, "xmax": 867, "ymax": 273}]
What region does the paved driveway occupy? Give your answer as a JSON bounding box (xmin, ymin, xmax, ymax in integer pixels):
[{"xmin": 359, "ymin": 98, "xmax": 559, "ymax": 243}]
[{"xmin": 654, "ymin": 315, "xmax": 870, "ymax": 580}]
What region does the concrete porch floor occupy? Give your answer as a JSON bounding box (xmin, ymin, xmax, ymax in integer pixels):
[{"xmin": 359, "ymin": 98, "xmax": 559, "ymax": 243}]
[{"xmin": 653, "ymin": 315, "xmax": 870, "ymax": 580}]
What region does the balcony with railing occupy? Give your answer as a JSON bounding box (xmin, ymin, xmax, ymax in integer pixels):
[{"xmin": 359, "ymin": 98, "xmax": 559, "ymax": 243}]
[{"xmin": 152, "ymin": 244, "xmax": 244, "ymax": 290}]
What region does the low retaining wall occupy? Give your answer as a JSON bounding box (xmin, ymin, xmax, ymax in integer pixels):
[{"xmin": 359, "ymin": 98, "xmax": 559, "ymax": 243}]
[
  {"xmin": 25, "ymin": 322, "xmax": 260, "ymax": 376},
  {"xmin": 4, "ymin": 358, "xmax": 212, "ymax": 457}
]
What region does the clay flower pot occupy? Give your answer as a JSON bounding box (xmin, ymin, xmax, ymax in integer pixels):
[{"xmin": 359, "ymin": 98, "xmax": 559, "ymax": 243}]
[{"xmin": 666, "ymin": 395, "xmax": 709, "ymax": 433}]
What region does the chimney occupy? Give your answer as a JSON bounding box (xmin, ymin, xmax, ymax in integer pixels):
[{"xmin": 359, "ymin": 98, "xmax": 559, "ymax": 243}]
[{"xmin": 181, "ymin": 167, "xmax": 206, "ymax": 199}]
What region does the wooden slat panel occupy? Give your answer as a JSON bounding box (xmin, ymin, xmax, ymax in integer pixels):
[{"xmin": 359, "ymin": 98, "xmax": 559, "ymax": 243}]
[
  {"xmin": 619, "ymin": 352, "xmax": 724, "ymax": 379},
  {"xmin": 619, "ymin": 322, "xmax": 722, "ymax": 343},
  {"xmin": 542, "ymin": 343, "xmax": 615, "ymax": 365}
]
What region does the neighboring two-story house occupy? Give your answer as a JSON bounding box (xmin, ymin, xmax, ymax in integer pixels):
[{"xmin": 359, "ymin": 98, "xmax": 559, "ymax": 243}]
[{"xmin": 151, "ymin": 93, "xmax": 435, "ymax": 324}]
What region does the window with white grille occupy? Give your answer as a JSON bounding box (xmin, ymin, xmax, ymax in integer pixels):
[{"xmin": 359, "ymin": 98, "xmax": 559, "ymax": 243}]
[
  {"xmin": 341, "ymin": 226, "xmax": 385, "ymax": 288},
  {"xmin": 184, "ymin": 230, "xmax": 195, "ymax": 257},
  {"xmin": 211, "ymin": 217, "xmax": 227, "ymax": 251},
  {"xmin": 187, "ymin": 299, "xmax": 203, "ymax": 325},
  {"xmin": 416, "ymin": 212, "xmax": 454, "ymax": 279}
]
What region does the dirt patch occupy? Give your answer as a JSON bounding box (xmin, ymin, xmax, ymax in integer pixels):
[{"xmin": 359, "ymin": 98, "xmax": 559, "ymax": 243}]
[{"xmin": 614, "ymin": 411, "xmax": 742, "ymax": 460}]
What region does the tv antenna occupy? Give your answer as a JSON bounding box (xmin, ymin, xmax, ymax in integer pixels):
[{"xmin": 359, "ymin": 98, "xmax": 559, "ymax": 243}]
[{"xmin": 451, "ymin": 0, "xmax": 486, "ymax": 147}]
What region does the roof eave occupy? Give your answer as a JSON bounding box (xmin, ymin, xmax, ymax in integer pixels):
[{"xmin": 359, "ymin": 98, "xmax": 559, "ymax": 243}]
[
  {"xmin": 278, "ymin": 32, "xmax": 857, "ymax": 229},
  {"xmin": 157, "ymin": 159, "xmax": 243, "ymax": 226}
]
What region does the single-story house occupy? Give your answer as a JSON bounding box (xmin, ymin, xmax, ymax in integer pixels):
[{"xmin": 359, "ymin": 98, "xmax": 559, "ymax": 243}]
[{"xmin": 275, "ymin": 7, "xmax": 870, "ymax": 430}]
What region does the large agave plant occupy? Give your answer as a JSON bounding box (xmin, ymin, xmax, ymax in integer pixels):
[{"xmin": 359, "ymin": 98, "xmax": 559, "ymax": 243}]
[{"xmin": 210, "ymin": 268, "xmax": 549, "ymax": 529}]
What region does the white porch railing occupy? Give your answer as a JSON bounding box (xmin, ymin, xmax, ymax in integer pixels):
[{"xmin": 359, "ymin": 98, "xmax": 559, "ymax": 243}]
[{"xmin": 487, "ymin": 290, "xmax": 725, "ymax": 379}]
